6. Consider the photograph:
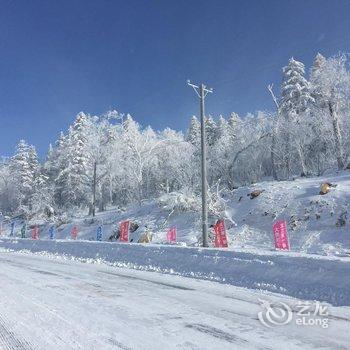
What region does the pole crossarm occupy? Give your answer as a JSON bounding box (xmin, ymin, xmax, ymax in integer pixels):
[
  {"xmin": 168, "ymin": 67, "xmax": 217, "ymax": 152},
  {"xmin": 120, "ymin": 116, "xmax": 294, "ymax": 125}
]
[{"xmin": 187, "ymin": 80, "xmax": 213, "ymax": 99}]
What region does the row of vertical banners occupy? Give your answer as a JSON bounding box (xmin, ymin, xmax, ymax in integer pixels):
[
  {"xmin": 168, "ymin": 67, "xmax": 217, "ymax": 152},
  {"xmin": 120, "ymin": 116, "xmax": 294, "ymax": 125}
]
[
  {"xmin": 3, "ymin": 223, "xmax": 91, "ymax": 241},
  {"xmin": 119, "ymin": 220, "xmax": 178, "ymax": 244},
  {"xmin": 2, "ymin": 219, "xmax": 290, "ymax": 250}
]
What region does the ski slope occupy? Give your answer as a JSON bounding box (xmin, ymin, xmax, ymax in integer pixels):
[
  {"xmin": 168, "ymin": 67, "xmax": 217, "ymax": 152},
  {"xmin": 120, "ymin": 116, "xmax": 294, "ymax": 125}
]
[{"xmin": 1, "ymin": 250, "xmax": 350, "ymax": 350}]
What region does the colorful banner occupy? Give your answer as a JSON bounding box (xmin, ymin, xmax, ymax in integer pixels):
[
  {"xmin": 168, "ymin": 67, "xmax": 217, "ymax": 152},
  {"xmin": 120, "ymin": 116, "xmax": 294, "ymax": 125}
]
[
  {"xmin": 31, "ymin": 225, "xmax": 39, "ymax": 240},
  {"xmin": 166, "ymin": 226, "xmax": 177, "ymax": 243},
  {"xmin": 119, "ymin": 221, "xmax": 130, "ymax": 242},
  {"xmin": 273, "ymin": 220, "xmax": 290, "ymax": 250},
  {"xmin": 21, "ymin": 224, "xmax": 26, "ymax": 238},
  {"xmin": 214, "ymin": 219, "xmax": 228, "ymax": 248},
  {"xmin": 49, "ymin": 225, "xmax": 55, "ymax": 240},
  {"xmin": 71, "ymin": 226, "xmax": 78, "ymax": 240},
  {"xmin": 96, "ymin": 225, "xmax": 103, "ymax": 241}
]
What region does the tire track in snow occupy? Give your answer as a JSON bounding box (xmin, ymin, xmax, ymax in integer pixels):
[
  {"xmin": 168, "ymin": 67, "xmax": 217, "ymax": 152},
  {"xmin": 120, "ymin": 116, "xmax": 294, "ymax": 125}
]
[
  {"xmin": 0, "ymin": 315, "xmax": 34, "ymax": 350},
  {"xmin": 185, "ymin": 323, "xmax": 248, "ymax": 345}
]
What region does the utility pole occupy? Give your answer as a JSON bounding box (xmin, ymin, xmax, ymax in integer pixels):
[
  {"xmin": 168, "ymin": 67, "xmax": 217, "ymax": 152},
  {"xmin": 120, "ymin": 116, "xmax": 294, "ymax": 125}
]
[{"xmin": 187, "ymin": 80, "xmax": 213, "ymax": 247}]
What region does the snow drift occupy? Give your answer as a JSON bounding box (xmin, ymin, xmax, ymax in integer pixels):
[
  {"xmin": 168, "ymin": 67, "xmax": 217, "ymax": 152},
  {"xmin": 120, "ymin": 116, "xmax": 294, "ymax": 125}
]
[{"xmin": 1, "ymin": 238, "xmax": 350, "ymax": 307}]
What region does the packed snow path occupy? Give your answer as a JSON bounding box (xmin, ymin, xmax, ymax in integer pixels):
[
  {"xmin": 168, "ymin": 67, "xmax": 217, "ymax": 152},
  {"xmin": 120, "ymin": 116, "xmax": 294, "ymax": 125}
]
[{"xmin": 1, "ymin": 252, "xmax": 350, "ymax": 349}]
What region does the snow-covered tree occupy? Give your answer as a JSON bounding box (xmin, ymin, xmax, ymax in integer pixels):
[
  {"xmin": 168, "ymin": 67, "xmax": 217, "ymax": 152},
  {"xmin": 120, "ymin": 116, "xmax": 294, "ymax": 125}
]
[
  {"xmin": 2, "ymin": 51, "xmax": 350, "ymax": 220},
  {"xmin": 55, "ymin": 112, "xmax": 93, "ymax": 209},
  {"xmin": 280, "ymin": 58, "xmax": 314, "ymax": 177},
  {"xmin": 9, "ymin": 140, "xmax": 38, "ymax": 215},
  {"xmin": 205, "ymin": 116, "xmax": 217, "ymax": 146},
  {"xmin": 186, "ymin": 116, "xmax": 201, "ymax": 147},
  {"xmin": 310, "ymin": 53, "xmax": 350, "ymax": 169}
]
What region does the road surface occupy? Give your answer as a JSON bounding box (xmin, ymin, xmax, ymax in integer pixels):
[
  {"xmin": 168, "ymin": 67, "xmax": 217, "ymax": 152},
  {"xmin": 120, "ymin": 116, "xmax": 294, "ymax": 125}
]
[{"xmin": 0, "ymin": 251, "xmax": 349, "ymax": 349}]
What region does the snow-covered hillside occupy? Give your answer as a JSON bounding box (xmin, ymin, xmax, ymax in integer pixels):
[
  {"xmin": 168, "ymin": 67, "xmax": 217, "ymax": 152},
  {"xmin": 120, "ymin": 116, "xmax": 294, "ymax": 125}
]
[{"xmin": 2, "ymin": 171, "xmax": 350, "ymax": 256}]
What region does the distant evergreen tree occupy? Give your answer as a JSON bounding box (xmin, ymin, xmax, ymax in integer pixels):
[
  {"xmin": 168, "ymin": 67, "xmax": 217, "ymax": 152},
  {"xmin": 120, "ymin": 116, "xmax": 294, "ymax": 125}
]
[
  {"xmin": 216, "ymin": 116, "xmax": 229, "ymax": 140},
  {"xmin": 9, "ymin": 140, "xmax": 38, "ymax": 215},
  {"xmin": 280, "ymin": 58, "xmax": 314, "ymax": 177},
  {"xmin": 280, "ymin": 58, "xmax": 313, "ymax": 116},
  {"xmin": 55, "ymin": 112, "xmax": 92, "ymax": 208},
  {"xmin": 186, "ymin": 116, "xmax": 201, "ymax": 147},
  {"xmin": 205, "ymin": 116, "xmax": 217, "ymax": 146},
  {"xmin": 228, "ymin": 112, "xmax": 241, "ymax": 139}
]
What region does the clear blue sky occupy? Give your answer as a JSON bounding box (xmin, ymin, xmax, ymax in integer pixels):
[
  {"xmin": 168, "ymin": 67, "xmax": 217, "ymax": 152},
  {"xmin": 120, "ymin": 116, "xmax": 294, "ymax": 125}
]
[{"xmin": 1, "ymin": 0, "xmax": 350, "ymax": 156}]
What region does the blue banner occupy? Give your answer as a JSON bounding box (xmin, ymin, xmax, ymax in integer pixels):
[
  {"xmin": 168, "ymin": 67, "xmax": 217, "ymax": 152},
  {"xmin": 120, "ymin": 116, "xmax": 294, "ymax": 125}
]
[
  {"xmin": 49, "ymin": 225, "xmax": 55, "ymax": 240},
  {"xmin": 97, "ymin": 225, "xmax": 103, "ymax": 241}
]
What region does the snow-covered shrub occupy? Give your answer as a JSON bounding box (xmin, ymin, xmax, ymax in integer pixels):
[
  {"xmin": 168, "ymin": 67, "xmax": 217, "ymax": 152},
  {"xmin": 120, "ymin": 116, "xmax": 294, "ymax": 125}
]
[{"xmin": 157, "ymin": 190, "xmax": 200, "ymax": 213}]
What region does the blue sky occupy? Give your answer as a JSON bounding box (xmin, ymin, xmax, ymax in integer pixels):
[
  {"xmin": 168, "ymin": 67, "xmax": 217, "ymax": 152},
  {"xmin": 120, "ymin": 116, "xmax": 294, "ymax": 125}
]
[{"xmin": 1, "ymin": 0, "xmax": 350, "ymax": 156}]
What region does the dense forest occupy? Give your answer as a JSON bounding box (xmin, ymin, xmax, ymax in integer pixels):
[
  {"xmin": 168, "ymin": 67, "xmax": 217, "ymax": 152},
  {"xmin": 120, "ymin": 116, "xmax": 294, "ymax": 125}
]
[{"xmin": 1, "ymin": 53, "xmax": 350, "ymax": 220}]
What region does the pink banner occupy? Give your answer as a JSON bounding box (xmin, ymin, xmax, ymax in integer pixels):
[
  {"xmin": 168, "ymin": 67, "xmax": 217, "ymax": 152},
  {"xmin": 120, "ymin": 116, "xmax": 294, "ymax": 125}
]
[
  {"xmin": 273, "ymin": 220, "xmax": 290, "ymax": 250},
  {"xmin": 71, "ymin": 226, "xmax": 78, "ymax": 240},
  {"xmin": 32, "ymin": 226, "xmax": 39, "ymax": 240},
  {"xmin": 214, "ymin": 220, "xmax": 228, "ymax": 248},
  {"xmin": 119, "ymin": 221, "xmax": 130, "ymax": 242},
  {"xmin": 167, "ymin": 226, "xmax": 177, "ymax": 243}
]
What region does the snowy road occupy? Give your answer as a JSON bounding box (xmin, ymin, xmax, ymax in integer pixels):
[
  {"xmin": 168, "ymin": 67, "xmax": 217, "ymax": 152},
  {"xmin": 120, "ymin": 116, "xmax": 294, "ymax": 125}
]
[{"xmin": 1, "ymin": 252, "xmax": 350, "ymax": 350}]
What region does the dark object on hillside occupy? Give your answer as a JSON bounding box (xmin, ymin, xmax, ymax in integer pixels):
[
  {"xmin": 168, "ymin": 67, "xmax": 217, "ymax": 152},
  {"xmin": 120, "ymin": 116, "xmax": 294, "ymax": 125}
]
[
  {"xmin": 108, "ymin": 231, "xmax": 120, "ymax": 241},
  {"xmin": 238, "ymin": 196, "xmax": 243, "ymax": 202},
  {"xmin": 319, "ymin": 182, "xmax": 337, "ymax": 195},
  {"xmin": 138, "ymin": 230, "xmax": 153, "ymax": 243},
  {"xmin": 336, "ymin": 212, "xmax": 347, "ymax": 227},
  {"xmin": 130, "ymin": 222, "xmax": 139, "ymax": 233},
  {"xmin": 248, "ymin": 189, "xmax": 265, "ymax": 199},
  {"xmin": 108, "ymin": 221, "xmax": 139, "ymax": 241}
]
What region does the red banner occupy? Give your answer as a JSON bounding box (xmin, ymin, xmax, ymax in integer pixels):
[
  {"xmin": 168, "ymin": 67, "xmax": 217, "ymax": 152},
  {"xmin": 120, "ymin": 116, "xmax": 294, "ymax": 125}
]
[
  {"xmin": 31, "ymin": 225, "xmax": 39, "ymax": 240},
  {"xmin": 119, "ymin": 221, "xmax": 130, "ymax": 242},
  {"xmin": 166, "ymin": 226, "xmax": 177, "ymax": 243},
  {"xmin": 273, "ymin": 220, "xmax": 290, "ymax": 250},
  {"xmin": 71, "ymin": 226, "xmax": 78, "ymax": 240},
  {"xmin": 214, "ymin": 220, "xmax": 228, "ymax": 248}
]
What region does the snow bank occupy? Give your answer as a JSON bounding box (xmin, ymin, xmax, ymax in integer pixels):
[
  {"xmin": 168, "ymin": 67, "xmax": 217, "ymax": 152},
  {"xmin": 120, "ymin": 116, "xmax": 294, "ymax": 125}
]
[{"xmin": 1, "ymin": 238, "xmax": 350, "ymax": 306}]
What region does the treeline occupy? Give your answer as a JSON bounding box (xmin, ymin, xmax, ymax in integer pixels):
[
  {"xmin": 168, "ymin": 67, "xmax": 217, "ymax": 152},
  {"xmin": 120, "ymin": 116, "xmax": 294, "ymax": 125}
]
[{"xmin": 1, "ymin": 52, "xmax": 350, "ymax": 219}]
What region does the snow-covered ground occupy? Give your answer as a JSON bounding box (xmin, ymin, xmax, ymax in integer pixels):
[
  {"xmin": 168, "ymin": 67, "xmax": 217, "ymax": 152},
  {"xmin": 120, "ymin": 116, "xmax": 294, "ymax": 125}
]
[
  {"xmin": 2, "ymin": 171, "xmax": 350, "ymax": 256},
  {"xmin": 1, "ymin": 238, "xmax": 350, "ymax": 306},
  {"xmin": 1, "ymin": 250, "xmax": 350, "ymax": 350}
]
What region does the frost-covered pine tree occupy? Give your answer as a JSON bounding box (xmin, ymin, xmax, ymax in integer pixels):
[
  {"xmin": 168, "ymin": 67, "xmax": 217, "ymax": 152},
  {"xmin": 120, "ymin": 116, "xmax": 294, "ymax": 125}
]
[
  {"xmin": 280, "ymin": 58, "xmax": 314, "ymax": 177},
  {"xmin": 216, "ymin": 116, "xmax": 229, "ymax": 140},
  {"xmin": 55, "ymin": 112, "xmax": 92, "ymax": 210},
  {"xmin": 26, "ymin": 145, "xmax": 50, "ymax": 215},
  {"xmin": 205, "ymin": 116, "xmax": 217, "ymax": 146},
  {"xmin": 281, "ymin": 58, "xmax": 313, "ymax": 115},
  {"xmin": 186, "ymin": 116, "xmax": 201, "ymax": 147},
  {"xmin": 211, "ymin": 116, "xmax": 234, "ymax": 188},
  {"xmin": 228, "ymin": 112, "xmax": 241, "ymax": 140},
  {"xmin": 9, "ymin": 140, "xmax": 38, "ymax": 215},
  {"xmin": 310, "ymin": 54, "xmax": 350, "ymax": 169},
  {"xmin": 122, "ymin": 115, "xmax": 150, "ymax": 204},
  {"xmin": 155, "ymin": 128, "xmax": 193, "ymax": 194}
]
